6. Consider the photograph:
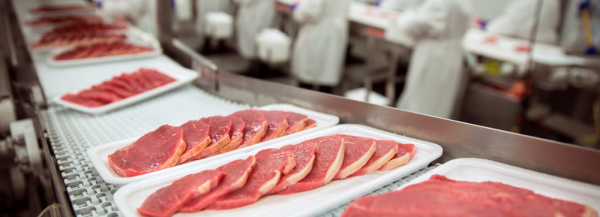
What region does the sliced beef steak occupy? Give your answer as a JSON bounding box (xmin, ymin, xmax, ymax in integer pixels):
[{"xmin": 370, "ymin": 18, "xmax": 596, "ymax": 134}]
[
  {"xmin": 91, "ymin": 82, "xmax": 134, "ymax": 98},
  {"xmin": 342, "ymin": 175, "xmax": 598, "ymax": 217},
  {"xmin": 61, "ymin": 93, "xmax": 106, "ymax": 107},
  {"xmin": 282, "ymin": 111, "xmax": 309, "ymax": 135},
  {"xmin": 137, "ymin": 170, "xmax": 224, "ymax": 217},
  {"xmin": 177, "ymin": 120, "xmax": 211, "ymax": 164},
  {"xmin": 266, "ymin": 142, "xmax": 318, "ymax": 195},
  {"xmin": 213, "ymin": 116, "xmax": 245, "ymax": 155},
  {"xmin": 193, "ymin": 116, "xmax": 232, "ymax": 159},
  {"xmin": 180, "ymin": 156, "xmax": 256, "ymax": 212},
  {"xmin": 77, "ymin": 89, "xmax": 122, "ymax": 103},
  {"xmin": 259, "ymin": 111, "xmax": 289, "ymax": 142},
  {"xmin": 303, "ymin": 119, "xmax": 317, "ymax": 131},
  {"xmin": 231, "ymin": 110, "xmax": 269, "ymax": 149},
  {"xmin": 207, "ymin": 151, "xmax": 295, "ymax": 210},
  {"xmin": 108, "ymin": 125, "xmax": 185, "ymax": 177},
  {"xmin": 333, "ymin": 135, "xmax": 377, "ymax": 180},
  {"xmin": 277, "ymin": 136, "xmax": 344, "ymax": 195},
  {"xmin": 348, "ymin": 140, "xmax": 398, "ymax": 177},
  {"xmin": 379, "ymin": 142, "xmax": 416, "ymax": 171}
]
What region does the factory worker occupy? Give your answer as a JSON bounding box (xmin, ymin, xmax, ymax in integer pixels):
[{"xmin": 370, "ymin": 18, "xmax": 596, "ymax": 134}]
[
  {"xmin": 487, "ymin": 0, "xmax": 560, "ymax": 44},
  {"xmin": 291, "ymin": 0, "xmax": 350, "ymax": 90},
  {"xmin": 389, "ymin": 0, "xmax": 472, "ymax": 118},
  {"xmin": 100, "ymin": 0, "xmax": 159, "ymax": 37},
  {"xmin": 196, "ymin": 0, "xmax": 230, "ymax": 36},
  {"xmin": 235, "ymin": 0, "xmax": 275, "ymax": 60},
  {"xmin": 379, "ymin": 0, "xmax": 423, "ymax": 11}
]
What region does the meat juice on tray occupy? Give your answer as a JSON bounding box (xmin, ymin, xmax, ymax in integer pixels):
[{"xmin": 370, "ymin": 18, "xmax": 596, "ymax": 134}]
[
  {"xmin": 133, "ymin": 133, "xmax": 416, "ymax": 216},
  {"xmin": 60, "ymin": 68, "xmax": 176, "ymax": 107}
]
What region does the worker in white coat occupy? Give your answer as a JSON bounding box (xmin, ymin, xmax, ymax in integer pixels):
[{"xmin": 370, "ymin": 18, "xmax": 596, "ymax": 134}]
[
  {"xmin": 196, "ymin": 0, "xmax": 230, "ymax": 35},
  {"xmin": 291, "ymin": 0, "xmax": 350, "ymax": 88},
  {"xmin": 235, "ymin": 0, "xmax": 275, "ymax": 59},
  {"xmin": 388, "ymin": 0, "xmax": 472, "ymax": 119},
  {"xmin": 101, "ymin": 0, "xmax": 158, "ymax": 37},
  {"xmin": 487, "ymin": 0, "xmax": 560, "ymax": 44}
]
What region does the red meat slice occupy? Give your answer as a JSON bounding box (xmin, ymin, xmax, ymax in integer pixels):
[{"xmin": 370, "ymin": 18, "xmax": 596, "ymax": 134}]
[
  {"xmin": 207, "ymin": 151, "xmax": 296, "ymax": 210},
  {"xmin": 195, "ymin": 116, "xmax": 232, "ymax": 158},
  {"xmin": 379, "ymin": 142, "xmax": 416, "ymax": 171},
  {"xmin": 266, "ymin": 142, "xmax": 318, "ymax": 195},
  {"xmin": 283, "ymin": 111, "xmax": 309, "ymax": 135},
  {"xmin": 231, "ymin": 110, "xmax": 269, "ymax": 149},
  {"xmin": 348, "ymin": 140, "xmax": 398, "ymax": 177},
  {"xmin": 108, "ymin": 125, "xmax": 185, "ymax": 177},
  {"xmin": 303, "ymin": 119, "xmax": 317, "ymax": 131},
  {"xmin": 259, "ymin": 111, "xmax": 289, "ymax": 142},
  {"xmin": 254, "ymin": 149, "xmax": 297, "ymax": 175},
  {"xmin": 139, "ymin": 68, "xmax": 176, "ymax": 87},
  {"xmin": 179, "ymin": 156, "xmax": 256, "ymax": 213},
  {"xmin": 341, "ymin": 175, "xmax": 597, "ymax": 217},
  {"xmin": 277, "ymin": 136, "xmax": 345, "ymax": 195},
  {"xmin": 61, "ymin": 93, "xmax": 106, "ymax": 107},
  {"xmin": 333, "ymin": 135, "xmax": 377, "ymax": 180},
  {"xmin": 77, "ymin": 89, "xmax": 122, "ymax": 103},
  {"xmin": 118, "ymin": 74, "xmax": 146, "ymax": 93},
  {"xmin": 91, "ymin": 82, "xmax": 134, "ymax": 98},
  {"xmin": 137, "ymin": 170, "xmax": 225, "ymax": 217},
  {"xmin": 108, "ymin": 77, "xmax": 137, "ymax": 94},
  {"xmin": 210, "ymin": 116, "xmax": 246, "ymax": 156},
  {"xmin": 177, "ymin": 120, "xmax": 212, "ymax": 164},
  {"xmin": 131, "ymin": 72, "xmax": 156, "ymax": 90}
]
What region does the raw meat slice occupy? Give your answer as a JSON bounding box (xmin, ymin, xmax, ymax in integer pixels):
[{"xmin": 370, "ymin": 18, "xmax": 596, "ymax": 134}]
[
  {"xmin": 283, "ymin": 111, "xmax": 309, "ymax": 135},
  {"xmin": 91, "ymin": 82, "xmax": 134, "ymax": 98},
  {"xmin": 231, "ymin": 110, "xmax": 269, "ymax": 149},
  {"xmin": 118, "ymin": 74, "xmax": 146, "ymax": 93},
  {"xmin": 61, "ymin": 93, "xmax": 106, "ymax": 107},
  {"xmin": 379, "ymin": 142, "xmax": 416, "ymax": 171},
  {"xmin": 277, "ymin": 136, "xmax": 345, "ymax": 195},
  {"xmin": 207, "ymin": 151, "xmax": 296, "ymax": 210},
  {"xmin": 131, "ymin": 72, "xmax": 156, "ymax": 89},
  {"xmin": 333, "ymin": 135, "xmax": 377, "ymax": 180},
  {"xmin": 77, "ymin": 89, "xmax": 122, "ymax": 103},
  {"xmin": 303, "ymin": 119, "xmax": 317, "ymax": 131},
  {"xmin": 108, "ymin": 125, "xmax": 185, "ymax": 177},
  {"xmin": 254, "ymin": 149, "xmax": 297, "ymax": 175},
  {"xmin": 108, "ymin": 77, "xmax": 137, "ymax": 93},
  {"xmin": 177, "ymin": 120, "xmax": 211, "ymax": 164},
  {"xmin": 137, "ymin": 170, "xmax": 225, "ymax": 217},
  {"xmin": 139, "ymin": 68, "xmax": 176, "ymax": 86},
  {"xmin": 266, "ymin": 142, "xmax": 318, "ymax": 195},
  {"xmin": 348, "ymin": 140, "xmax": 398, "ymax": 177},
  {"xmin": 214, "ymin": 116, "xmax": 246, "ymax": 155},
  {"xmin": 195, "ymin": 116, "xmax": 232, "ymax": 158},
  {"xmin": 341, "ymin": 175, "xmax": 598, "ymax": 217},
  {"xmin": 179, "ymin": 156, "xmax": 256, "ymax": 213},
  {"xmin": 259, "ymin": 111, "xmax": 289, "ymax": 142}
]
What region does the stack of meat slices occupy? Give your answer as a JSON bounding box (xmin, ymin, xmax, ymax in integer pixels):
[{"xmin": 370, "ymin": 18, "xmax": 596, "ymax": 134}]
[
  {"xmin": 342, "ymin": 175, "xmax": 598, "ymax": 217},
  {"xmin": 53, "ymin": 42, "xmax": 154, "ymax": 61},
  {"xmin": 28, "ymin": 5, "xmax": 96, "ymax": 14},
  {"xmin": 33, "ymin": 33, "xmax": 127, "ymax": 49},
  {"xmin": 60, "ymin": 68, "xmax": 176, "ymax": 107},
  {"xmin": 135, "ymin": 134, "xmax": 416, "ymax": 216},
  {"xmin": 108, "ymin": 110, "xmax": 318, "ymax": 178},
  {"xmin": 41, "ymin": 23, "xmax": 126, "ymax": 37},
  {"xmin": 25, "ymin": 15, "xmax": 102, "ymax": 27}
]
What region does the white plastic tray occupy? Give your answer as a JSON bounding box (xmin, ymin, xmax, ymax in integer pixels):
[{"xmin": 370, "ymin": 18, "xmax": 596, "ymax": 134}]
[
  {"xmin": 395, "ymin": 158, "xmax": 600, "ymax": 212},
  {"xmin": 87, "ymin": 104, "xmax": 340, "ymax": 184},
  {"xmin": 113, "ymin": 124, "xmax": 443, "ymax": 217},
  {"xmin": 45, "ymin": 40, "xmax": 161, "ymax": 67},
  {"xmin": 54, "ymin": 62, "xmax": 198, "ymax": 115}
]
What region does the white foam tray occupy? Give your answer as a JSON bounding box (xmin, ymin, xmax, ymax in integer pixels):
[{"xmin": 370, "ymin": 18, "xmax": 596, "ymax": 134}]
[
  {"xmin": 54, "ymin": 62, "xmax": 198, "ymax": 115},
  {"xmin": 45, "ymin": 39, "xmax": 161, "ymax": 67},
  {"xmin": 113, "ymin": 124, "xmax": 442, "ymax": 217},
  {"xmin": 394, "ymin": 158, "xmax": 600, "ymax": 212},
  {"xmin": 87, "ymin": 104, "xmax": 340, "ymax": 184}
]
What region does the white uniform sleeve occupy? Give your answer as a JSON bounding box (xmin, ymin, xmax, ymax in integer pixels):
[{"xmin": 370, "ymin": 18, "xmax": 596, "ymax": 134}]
[{"xmin": 293, "ymin": 0, "xmax": 324, "ymax": 24}]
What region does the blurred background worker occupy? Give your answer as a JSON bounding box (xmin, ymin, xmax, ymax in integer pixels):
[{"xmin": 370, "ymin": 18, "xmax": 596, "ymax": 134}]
[
  {"xmin": 196, "ymin": 0, "xmax": 230, "ymax": 51},
  {"xmin": 101, "ymin": 0, "xmax": 159, "ymax": 37},
  {"xmin": 378, "ymin": 0, "xmax": 424, "ymax": 11},
  {"xmin": 389, "ymin": 0, "xmax": 472, "ymax": 118},
  {"xmin": 291, "ymin": 0, "xmax": 350, "ymax": 92},
  {"xmin": 236, "ymin": 0, "xmax": 276, "ymax": 75},
  {"xmin": 486, "ymin": 0, "xmax": 561, "ymax": 44}
]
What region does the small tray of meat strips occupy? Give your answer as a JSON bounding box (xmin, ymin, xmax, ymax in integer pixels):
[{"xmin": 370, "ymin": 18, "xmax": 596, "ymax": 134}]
[
  {"xmin": 45, "ymin": 40, "xmax": 161, "ymax": 67},
  {"xmin": 87, "ymin": 104, "xmax": 340, "ymax": 184},
  {"xmin": 54, "ymin": 62, "xmax": 198, "ymax": 114},
  {"xmin": 112, "ymin": 124, "xmax": 442, "ymax": 217},
  {"xmin": 342, "ymin": 158, "xmax": 600, "ymax": 217}
]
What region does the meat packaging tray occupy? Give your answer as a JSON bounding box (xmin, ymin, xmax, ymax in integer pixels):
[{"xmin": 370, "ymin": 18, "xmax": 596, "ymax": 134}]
[
  {"xmin": 112, "ymin": 124, "xmax": 442, "ymax": 217},
  {"xmin": 392, "ymin": 158, "xmax": 600, "ymax": 212},
  {"xmin": 53, "ymin": 62, "xmax": 198, "ymax": 115},
  {"xmin": 87, "ymin": 104, "xmax": 340, "ymax": 184},
  {"xmin": 45, "ymin": 40, "xmax": 161, "ymax": 67}
]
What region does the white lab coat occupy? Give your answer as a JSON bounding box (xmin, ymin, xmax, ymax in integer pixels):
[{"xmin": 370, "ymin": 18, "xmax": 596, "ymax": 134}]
[
  {"xmin": 392, "ymin": 0, "xmax": 472, "ymax": 119},
  {"xmin": 487, "ymin": 0, "xmax": 560, "ymax": 44},
  {"xmin": 102, "ymin": 0, "xmax": 158, "ymax": 37},
  {"xmin": 379, "ymin": 0, "xmax": 423, "ymax": 11},
  {"xmin": 291, "ymin": 0, "xmax": 350, "ymax": 86},
  {"xmin": 196, "ymin": 0, "xmax": 230, "ymax": 35},
  {"xmin": 236, "ymin": 0, "xmax": 275, "ymax": 58}
]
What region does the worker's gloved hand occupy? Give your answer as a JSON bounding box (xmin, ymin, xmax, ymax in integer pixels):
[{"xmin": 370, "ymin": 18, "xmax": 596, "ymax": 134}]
[{"xmin": 474, "ymin": 17, "xmax": 487, "ymax": 30}]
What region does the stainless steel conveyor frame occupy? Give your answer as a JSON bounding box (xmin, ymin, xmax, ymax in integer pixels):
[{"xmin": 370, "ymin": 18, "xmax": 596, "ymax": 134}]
[{"xmin": 1, "ymin": 0, "xmax": 600, "ymax": 216}]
